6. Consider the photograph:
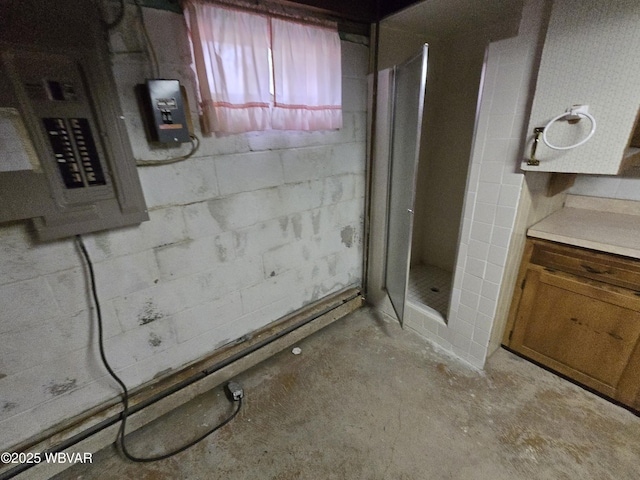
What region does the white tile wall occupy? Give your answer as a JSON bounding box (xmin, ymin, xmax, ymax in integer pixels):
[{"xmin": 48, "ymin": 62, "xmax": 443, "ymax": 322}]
[
  {"xmin": 0, "ymin": 6, "xmax": 368, "ymax": 450},
  {"xmin": 403, "ymin": 0, "xmax": 546, "ymax": 368}
]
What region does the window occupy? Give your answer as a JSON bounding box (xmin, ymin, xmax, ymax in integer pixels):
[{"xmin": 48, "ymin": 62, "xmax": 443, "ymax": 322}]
[{"xmin": 184, "ymin": 1, "xmax": 342, "ymax": 134}]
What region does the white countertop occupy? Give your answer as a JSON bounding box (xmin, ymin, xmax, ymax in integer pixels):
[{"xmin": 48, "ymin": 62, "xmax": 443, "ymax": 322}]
[{"xmin": 527, "ymin": 195, "xmax": 640, "ymax": 259}]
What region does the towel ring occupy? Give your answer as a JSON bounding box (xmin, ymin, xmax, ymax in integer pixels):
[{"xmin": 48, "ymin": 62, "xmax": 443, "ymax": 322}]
[{"xmin": 542, "ymin": 110, "xmax": 597, "ymax": 150}]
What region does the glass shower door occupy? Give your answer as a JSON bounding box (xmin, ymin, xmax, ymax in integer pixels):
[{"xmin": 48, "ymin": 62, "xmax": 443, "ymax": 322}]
[{"xmin": 385, "ymin": 44, "xmax": 428, "ymax": 325}]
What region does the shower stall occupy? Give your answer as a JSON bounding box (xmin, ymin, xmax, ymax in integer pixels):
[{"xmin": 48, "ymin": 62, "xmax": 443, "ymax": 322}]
[
  {"xmin": 374, "ymin": 1, "xmax": 518, "ymax": 326},
  {"xmin": 383, "ymin": 37, "xmax": 485, "ymax": 325}
]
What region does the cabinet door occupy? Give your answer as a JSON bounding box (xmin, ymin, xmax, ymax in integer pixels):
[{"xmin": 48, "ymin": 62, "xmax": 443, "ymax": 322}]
[
  {"xmin": 521, "ymin": 0, "xmax": 640, "ymax": 174},
  {"xmin": 510, "ymin": 267, "xmax": 640, "ymax": 399}
]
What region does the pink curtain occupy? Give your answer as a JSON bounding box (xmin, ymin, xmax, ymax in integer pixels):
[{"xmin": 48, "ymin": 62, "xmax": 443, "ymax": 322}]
[
  {"xmin": 271, "ymin": 19, "xmax": 342, "ymax": 131},
  {"xmin": 184, "ymin": 2, "xmax": 271, "ymax": 133},
  {"xmin": 184, "ymin": 2, "xmax": 342, "ymax": 133}
]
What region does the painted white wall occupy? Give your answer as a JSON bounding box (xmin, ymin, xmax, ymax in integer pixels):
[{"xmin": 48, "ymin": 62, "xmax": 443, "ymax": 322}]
[
  {"xmin": 377, "ymin": 26, "xmax": 430, "ymax": 71},
  {"xmin": 569, "ymin": 175, "xmax": 640, "ymax": 201},
  {"xmin": 0, "ymin": 6, "xmax": 368, "ymax": 450}
]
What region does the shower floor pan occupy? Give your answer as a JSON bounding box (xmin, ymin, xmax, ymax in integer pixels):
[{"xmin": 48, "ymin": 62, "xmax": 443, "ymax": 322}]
[{"xmin": 407, "ymin": 263, "xmax": 452, "ymax": 318}]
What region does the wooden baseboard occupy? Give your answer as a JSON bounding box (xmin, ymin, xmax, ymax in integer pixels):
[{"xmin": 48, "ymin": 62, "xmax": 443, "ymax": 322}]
[{"xmin": 2, "ymin": 288, "xmax": 363, "ymax": 480}]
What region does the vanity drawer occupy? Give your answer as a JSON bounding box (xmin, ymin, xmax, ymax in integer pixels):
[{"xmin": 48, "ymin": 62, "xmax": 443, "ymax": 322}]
[{"xmin": 529, "ymin": 239, "xmax": 640, "ymax": 291}]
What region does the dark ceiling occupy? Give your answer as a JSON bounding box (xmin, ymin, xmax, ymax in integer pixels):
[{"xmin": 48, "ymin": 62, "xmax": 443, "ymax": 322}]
[
  {"xmin": 284, "ymin": 0, "xmax": 421, "ymax": 23},
  {"xmin": 154, "ymin": 0, "xmax": 420, "ymax": 25}
]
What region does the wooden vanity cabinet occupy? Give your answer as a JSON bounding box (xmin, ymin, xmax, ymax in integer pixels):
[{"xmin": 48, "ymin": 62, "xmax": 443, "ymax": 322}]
[{"xmin": 503, "ymin": 238, "xmax": 640, "ymax": 410}]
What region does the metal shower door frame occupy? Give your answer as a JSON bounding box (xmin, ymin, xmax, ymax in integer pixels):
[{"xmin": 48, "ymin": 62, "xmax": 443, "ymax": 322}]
[{"xmin": 384, "ymin": 44, "xmax": 429, "ymax": 325}]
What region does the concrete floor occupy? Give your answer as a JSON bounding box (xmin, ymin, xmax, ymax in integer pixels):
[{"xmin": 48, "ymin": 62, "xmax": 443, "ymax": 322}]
[{"xmin": 56, "ymin": 307, "xmax": 639, "ymax": 480}]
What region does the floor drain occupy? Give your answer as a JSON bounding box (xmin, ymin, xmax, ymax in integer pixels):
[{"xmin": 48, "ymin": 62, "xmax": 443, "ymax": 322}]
[{"xmin": 430, "ymin": 287, "xmax": 440, "ymax": 293}]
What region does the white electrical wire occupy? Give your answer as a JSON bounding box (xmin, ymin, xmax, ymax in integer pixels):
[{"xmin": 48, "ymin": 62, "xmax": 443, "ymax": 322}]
[{"xmin": 542, "ymin": 110, "xmax": 597, "ymax": 150}]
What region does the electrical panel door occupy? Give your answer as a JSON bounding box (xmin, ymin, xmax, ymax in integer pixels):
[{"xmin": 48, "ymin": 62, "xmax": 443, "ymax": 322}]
[{"xmin": 0, "ymin": 0, "xmax": 148, "ymax": 240}]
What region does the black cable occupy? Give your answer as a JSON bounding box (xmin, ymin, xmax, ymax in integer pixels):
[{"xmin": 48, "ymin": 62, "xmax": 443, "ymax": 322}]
[
  {"xmin": 102, "ymin": 0, "xmax": 126, "ymax": 30},
  {"xmin": 136, "ymin": 134, "xmax": 200, "ymax": 167},
  {"xmin": 133, "ymin": 0, "xmax": 161, "ymax": 78},
  {"xmin": 75, "ymin": 234, "xmax": 242, "ymax": 463}
]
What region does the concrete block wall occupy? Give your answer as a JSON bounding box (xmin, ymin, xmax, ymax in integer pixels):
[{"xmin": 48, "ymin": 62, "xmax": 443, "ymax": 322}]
[{"xmin": 0, "ymin": 6, "xmax": 368, "ymax": 450}]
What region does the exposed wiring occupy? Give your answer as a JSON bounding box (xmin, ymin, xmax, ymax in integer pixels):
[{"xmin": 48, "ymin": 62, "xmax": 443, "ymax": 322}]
[
  {"xmin": 75, "ymin": 234, "xmax": 243, "ymax": 462},
  {"xmin": 135, "ymin": 134, "xmax": 200, "ymax": 166},
  {"xmin": 102, "ymin": 0, "xmax": 126, "ymax": 30},
  {"xmin": 131, "ymin": 0, "xmax": 200, "ymax": 167},
  {"xmin": 134, "ymin": 0, "xmax": 161, "ymax": 78}
]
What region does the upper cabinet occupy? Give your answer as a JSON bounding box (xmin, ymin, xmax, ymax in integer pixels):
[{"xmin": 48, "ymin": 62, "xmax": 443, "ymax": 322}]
[{"xmin": 522, "ymin": 0, "xmax": 640, "ymax": 174}]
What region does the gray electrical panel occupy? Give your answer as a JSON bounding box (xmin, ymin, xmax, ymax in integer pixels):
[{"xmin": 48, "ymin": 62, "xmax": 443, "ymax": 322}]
[{"xmin": 0, "ymin": 0, "xmax": 148, "ymax": 240}]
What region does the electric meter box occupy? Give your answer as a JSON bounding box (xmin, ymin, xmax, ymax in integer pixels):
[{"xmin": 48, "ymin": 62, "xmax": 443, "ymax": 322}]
[{"xmin": 0, "ymin": 0, "xmax": 148, "ymax": 241}]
